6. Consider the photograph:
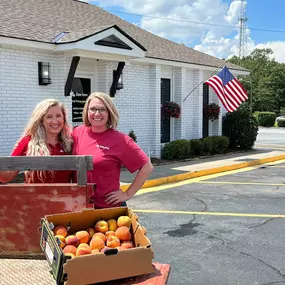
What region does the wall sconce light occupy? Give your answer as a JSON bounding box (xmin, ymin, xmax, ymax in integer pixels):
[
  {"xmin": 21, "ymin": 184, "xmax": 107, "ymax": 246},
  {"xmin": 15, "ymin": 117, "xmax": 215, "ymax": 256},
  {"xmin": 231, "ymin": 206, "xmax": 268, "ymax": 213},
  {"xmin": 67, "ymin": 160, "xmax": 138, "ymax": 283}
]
[
  {"xmin": 38, "ymin": 62, "xmax": 52, "ymax": 85},
  {"xmin": 113, "ymin": 70, "xmax": 124, "ymax": 90}
]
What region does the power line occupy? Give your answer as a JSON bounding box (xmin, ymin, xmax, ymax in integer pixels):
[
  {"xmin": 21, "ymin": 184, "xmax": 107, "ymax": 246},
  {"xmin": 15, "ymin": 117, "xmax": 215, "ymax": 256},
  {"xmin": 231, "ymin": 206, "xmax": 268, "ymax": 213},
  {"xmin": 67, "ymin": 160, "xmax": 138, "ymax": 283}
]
[{"xmin": 107, "ymin": 9, "xmax": 285, "ymax": 34}]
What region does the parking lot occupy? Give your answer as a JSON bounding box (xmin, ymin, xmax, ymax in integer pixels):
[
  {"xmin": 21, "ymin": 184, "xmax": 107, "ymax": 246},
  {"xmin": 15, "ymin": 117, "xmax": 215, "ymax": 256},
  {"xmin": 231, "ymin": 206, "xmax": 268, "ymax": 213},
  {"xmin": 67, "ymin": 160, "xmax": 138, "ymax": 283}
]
[
  {"xmin": 128, "ymin": 160, "xmax": 285, "ymax": 285},
  {"xmin": 1, "ymin": 160, "xmax": 285, "ymax": 285}
]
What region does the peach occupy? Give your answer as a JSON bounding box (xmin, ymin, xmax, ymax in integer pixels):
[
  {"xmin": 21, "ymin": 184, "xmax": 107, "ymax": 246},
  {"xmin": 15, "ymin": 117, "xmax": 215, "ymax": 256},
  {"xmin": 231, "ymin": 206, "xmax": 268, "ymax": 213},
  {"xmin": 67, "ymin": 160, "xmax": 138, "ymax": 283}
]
[
  {"xmin": 95, "ymin": 220, "xmax": 108, "ymax": 233},
  {"xmin": 53, "ymin": 225, "xmax": 68, "ymax": 237},
  {"xmin": 121, "ymin": 241, "xmax": 134, "ymax": 249},
  {"xmin": 105, "ymin": 231, "xmax": 115, "ymax": 240},
  {"xmin": 77, "ymin": 243, "xmax": 90, "ymax": 249},
  {"xmin": 75, "ymin": 230, "xmax": 90, "ymax": 244},
  {"xmin": 107, "ymin": 219, "xmax": 118, "ymax": 232},
  {"xmin": 116, "ymin": 246, "xmax": 124, "ymax": 251},
  {"xmin": 64, "ymin": 252, "xmax": 75, "ymax": 259},
  {"xmin": 117, "ymin": 216, "xmax": 132, "ymax": 228},
  {"xmin": 55, "ymin": 235, "xmax": 66, "ymax": 248},
  {"xmin": 94, "ymin": 232, "xmax": 106, "ymax": 242},
  {"xmin": 91, "ymin": 248, "xmax": 100, "ymax": 254},
  {"xmin": 115, "ymin": 226, "xmax": 131, "ymax": 241},
  {"xmin": 89, "ymin": 236, "xmax": 105, "ymax": 251},
  {"xmin": 87, "ymin": 227, "xmax": 96, "ymax": 239},
  {"xmin": 76, "ymin": 246, "xmax": 91, "ymax": 256},
  {"xmin": 65, "ymin": 235, "xmax": 79, "ymax": 247},
  {"xmin": 63, "ymin": 245, "xmax": 77, "ymax": 256},
  {"xmin": 106, "ymin": 236, "xmax": 120, "ymax": 248},
  {"xmin": 100, "ymin": 246, "xmax": 112, "ymax": 253}
]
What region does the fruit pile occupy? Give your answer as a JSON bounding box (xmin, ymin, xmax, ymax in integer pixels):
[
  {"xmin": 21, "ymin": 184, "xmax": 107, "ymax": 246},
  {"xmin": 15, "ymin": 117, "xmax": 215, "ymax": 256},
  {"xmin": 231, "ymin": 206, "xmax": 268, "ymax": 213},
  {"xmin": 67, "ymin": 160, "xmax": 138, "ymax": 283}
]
[{"xmin": 53, "ymin": 216, "xmax": 134, "ymax": 259}]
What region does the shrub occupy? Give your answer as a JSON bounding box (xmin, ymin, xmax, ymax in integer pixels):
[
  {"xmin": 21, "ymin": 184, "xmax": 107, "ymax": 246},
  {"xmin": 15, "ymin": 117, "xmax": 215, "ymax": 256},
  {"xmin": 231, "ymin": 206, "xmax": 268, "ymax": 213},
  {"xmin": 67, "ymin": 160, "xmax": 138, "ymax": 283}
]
[
  {"xmin": 256, "ymin": 112, "xmax": 276, "ymax": 127},
  {"xmin": 277, "ymin": 118, "xmax": 285, "ymax": 127},
  {"xmin": 128, "ymin": 129, "xmax": 137, "ymax": 143},
  {"xmin": 201, "ymin": 136, "xmax": 229, "ymax": 154},
  {"xmin": 207, "ymin": 136, "xmax": 229, "ymax": 154},
  {"xmin": 162, "ymin": 140, "xmax": 191, "ymax": 160},
  {"xmin": 202, "ymin": 137, "xmax": 214, "ymax": 154},
  {"xmin": 253, "ymin": 111, "xmax": 259, "ymax": 124},
  {"xmin": 189, "ymin": 139, "xmax": 204, "ymax": 155},
  {"xmin": 222, "ymin": 107, "xmax": 258, "ymax": 150}
]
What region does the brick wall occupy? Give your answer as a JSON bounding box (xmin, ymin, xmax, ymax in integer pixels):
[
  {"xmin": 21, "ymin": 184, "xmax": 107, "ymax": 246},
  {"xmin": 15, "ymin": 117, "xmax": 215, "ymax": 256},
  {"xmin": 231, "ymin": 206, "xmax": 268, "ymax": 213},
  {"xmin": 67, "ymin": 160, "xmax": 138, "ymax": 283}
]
[
  {"xmin": 0, "ymin": 45, "xmax": 217, "ymax": 157},
  {"xmin": 0, "ymin": 44, "xmax": 71, "ymax": 155}
]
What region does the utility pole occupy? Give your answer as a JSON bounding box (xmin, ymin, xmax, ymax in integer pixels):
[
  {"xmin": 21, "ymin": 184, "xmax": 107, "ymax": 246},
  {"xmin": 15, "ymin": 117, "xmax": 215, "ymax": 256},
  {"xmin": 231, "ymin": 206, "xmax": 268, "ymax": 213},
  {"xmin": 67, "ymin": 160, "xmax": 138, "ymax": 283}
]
[{"xmin": 238, "ymin": 0, "xmax": 247, "ymax": 58}]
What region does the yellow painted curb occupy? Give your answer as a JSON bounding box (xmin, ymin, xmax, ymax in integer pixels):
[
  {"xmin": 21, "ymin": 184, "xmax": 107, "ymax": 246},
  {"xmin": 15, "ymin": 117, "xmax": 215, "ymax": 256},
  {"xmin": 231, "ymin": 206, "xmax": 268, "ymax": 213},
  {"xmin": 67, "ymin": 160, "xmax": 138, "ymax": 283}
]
[{"xmin": 120, "ymin": 154, "xmax": 285, "ymax": 192}]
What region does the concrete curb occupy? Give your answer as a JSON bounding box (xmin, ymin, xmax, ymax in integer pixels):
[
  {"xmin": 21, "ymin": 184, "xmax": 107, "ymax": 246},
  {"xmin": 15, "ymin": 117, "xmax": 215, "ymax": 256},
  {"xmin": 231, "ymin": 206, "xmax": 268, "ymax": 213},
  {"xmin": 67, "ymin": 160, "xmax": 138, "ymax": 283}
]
[{"xmin": 121, "ymin": 154, "xmax": 285, "ymax": 192}]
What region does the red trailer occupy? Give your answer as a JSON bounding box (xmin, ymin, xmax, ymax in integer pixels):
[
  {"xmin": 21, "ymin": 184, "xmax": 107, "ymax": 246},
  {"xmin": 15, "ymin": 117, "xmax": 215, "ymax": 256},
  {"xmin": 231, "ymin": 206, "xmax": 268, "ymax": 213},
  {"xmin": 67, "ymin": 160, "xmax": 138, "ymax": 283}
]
[
  {"xmin": 0, "ymin": 155, "xmax": 170, "ymax": 284},
  {"xmin": 0, "ymin": 155, "xmax": 94, "ymax": 258}
]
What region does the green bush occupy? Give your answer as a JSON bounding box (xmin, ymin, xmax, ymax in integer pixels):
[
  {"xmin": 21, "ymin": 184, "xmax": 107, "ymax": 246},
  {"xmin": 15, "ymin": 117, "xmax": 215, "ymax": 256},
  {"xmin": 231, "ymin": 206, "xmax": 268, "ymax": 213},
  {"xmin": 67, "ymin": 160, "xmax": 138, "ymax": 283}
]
[
  {"xmin": 202, "ymin": 137, "xmax": 214, "ymax": 154},
  {"xmin": 162, "ymin": 140, "xmax": 191, "ymax": 160},
  {"xmin": 256, "ymin": 112, "xmax": 276, "ymax": 127},
  {"xmin": 209, "ymin": 136, "xmax": 229, "ymax": 154},
  {"xmin": 277, "ymin": 118, "xmax": 285, "ymax": 127},
  {"xmin": 222, "ymin": 107, "xmax": 258, "ymax": 150},
  {"xmin": 253, "ymin": 111, "xmax": 259, "ymax": 124},
  {"xmin": 279, "ymin": 107, "xmax": 285, "ymax": 116},
  {"xmin": 201, "ymin": 136, "xmax": 229, "ymax": 155},
  {"xmin": 189, "ymin": 139, "xmax": 204, "ymax": 155}
]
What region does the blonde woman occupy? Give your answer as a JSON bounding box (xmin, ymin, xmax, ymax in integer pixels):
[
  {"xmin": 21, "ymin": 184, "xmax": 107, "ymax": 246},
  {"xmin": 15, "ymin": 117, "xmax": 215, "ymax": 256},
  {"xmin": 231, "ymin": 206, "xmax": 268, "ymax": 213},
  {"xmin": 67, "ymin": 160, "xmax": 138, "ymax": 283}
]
[
  {"xmin": 0, "ymin": 99, "xmax": 73, "ymax": 183},
  {"xmin": 72, "ymin": 92, "xmax": 153, "ymax": 209}
]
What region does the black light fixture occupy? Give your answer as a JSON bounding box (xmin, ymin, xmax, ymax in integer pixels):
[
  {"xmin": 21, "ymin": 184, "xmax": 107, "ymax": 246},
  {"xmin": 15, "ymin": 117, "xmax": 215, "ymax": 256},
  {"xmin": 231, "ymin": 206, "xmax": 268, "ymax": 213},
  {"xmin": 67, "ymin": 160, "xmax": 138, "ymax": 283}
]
[
  {"xmin": 113, "ymin": 70, "xmax": 124, "ymax": 90},
  {"xmin": 38, "ymin": 62, "xmax": 52, "ymax": 85}
]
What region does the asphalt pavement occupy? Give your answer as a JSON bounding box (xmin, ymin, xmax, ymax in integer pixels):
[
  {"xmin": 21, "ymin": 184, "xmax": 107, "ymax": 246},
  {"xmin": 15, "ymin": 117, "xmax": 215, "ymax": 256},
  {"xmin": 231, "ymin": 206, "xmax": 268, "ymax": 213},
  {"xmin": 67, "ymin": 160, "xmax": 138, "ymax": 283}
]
[
  {"xmin": 126, "ymin": 157, "xmax": 285, "ymax": 285},
  {"xmin": 120, "ymin": 146, "xmax": 285, "ymax": 190},
  {"xmin": 2, "ymin": 126, "xmax": 285, "ymax": 285}
]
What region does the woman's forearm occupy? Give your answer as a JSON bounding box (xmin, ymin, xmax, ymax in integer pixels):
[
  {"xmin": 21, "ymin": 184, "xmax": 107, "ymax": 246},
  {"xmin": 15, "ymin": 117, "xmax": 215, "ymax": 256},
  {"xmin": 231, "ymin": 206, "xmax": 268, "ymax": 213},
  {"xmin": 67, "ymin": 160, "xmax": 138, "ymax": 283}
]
[
  {"xmin": 126, "ymin": 161, "xmax": 153, "ymax": 198},
  {"xmin": 0, "ymin": 171, "xmax": 19, "ymax": 183}
]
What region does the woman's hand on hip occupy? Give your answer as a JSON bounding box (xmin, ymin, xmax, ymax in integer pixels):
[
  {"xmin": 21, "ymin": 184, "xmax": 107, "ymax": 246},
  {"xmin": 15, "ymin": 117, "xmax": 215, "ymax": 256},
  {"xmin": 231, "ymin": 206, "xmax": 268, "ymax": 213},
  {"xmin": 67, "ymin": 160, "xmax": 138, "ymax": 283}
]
[{"xmin": 105, "ymin": 189, "xmax": 131, "ymax": 205}]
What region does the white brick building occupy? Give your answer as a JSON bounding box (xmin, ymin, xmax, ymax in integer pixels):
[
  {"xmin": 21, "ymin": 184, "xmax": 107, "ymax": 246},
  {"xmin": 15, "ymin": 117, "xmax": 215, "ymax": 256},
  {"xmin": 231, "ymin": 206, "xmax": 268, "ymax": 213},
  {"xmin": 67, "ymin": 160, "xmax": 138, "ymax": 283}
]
[{"xmin": 0, "ymin": 0, "xmax": 248, "ymax": 158}]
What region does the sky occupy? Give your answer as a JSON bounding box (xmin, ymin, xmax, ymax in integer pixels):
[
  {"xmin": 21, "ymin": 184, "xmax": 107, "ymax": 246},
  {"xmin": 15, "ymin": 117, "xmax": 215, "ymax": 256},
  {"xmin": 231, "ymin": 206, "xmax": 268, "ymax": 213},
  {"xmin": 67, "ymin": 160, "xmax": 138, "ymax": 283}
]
[{"xmin": 81, "ymin": 0, "xmax": 285, "ymax": 63}]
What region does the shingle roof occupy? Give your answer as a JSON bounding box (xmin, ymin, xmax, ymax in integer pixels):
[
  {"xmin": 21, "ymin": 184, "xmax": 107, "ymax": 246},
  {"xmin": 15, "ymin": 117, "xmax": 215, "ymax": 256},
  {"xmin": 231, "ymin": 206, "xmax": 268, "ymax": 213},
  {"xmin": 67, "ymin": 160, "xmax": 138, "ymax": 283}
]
[{"xmin": 0, "ymin": 0, "xmax": 246, "ymax": 71}]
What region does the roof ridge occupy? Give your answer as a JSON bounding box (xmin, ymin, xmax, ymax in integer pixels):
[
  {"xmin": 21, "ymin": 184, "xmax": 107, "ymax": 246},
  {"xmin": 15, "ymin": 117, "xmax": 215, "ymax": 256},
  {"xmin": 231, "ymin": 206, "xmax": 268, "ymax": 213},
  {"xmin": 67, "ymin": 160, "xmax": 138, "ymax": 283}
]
[{"xmin": 0, "ymin": 0, "xmax": 247, "ymax": 71}]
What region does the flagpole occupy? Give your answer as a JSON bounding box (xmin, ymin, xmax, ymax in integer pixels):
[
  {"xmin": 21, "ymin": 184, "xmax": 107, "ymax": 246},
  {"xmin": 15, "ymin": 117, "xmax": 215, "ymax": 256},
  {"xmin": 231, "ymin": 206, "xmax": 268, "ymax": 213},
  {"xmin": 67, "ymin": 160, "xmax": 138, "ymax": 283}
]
[{"xmin": 182, "ymin": 59, "xmax": 228, "ymax": 103}]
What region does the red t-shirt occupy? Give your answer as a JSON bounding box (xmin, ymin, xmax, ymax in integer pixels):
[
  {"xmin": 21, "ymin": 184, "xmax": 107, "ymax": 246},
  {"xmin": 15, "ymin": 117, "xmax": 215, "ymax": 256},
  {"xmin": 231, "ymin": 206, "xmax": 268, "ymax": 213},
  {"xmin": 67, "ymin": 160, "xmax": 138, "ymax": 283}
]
[
  {"xmin": 11, "ymin": 136, "xmax": 72, "ymax": 183},
  {"xmin": 72, "ymin": 126, "xmax": 149, "ymax": 208}
]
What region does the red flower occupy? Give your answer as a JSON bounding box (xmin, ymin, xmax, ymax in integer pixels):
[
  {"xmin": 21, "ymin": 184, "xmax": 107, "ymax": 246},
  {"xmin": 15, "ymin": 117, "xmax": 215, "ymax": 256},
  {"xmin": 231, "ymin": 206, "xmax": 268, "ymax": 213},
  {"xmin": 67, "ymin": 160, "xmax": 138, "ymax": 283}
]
[
  {"xmin": 203, "ymin": 103, "xmax": 220, "ymax": 121},
  {"xmin": 161, "ymin": 101, "xmax": 181, "ymax": 119}
]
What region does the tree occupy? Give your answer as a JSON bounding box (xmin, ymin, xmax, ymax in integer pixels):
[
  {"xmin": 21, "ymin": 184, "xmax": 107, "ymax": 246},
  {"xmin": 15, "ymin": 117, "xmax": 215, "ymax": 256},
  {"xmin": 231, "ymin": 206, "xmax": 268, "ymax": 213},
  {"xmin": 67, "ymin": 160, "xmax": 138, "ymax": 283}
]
[{"xmin": 228, "ymin": 48, "xmax": 285, "ymax": 114}]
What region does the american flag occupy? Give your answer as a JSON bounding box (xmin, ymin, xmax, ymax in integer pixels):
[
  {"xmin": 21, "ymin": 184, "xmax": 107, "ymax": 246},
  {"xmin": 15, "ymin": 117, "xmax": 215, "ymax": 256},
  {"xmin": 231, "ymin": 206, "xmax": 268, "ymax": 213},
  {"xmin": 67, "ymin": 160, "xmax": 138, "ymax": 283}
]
[{"xmin": 205, "ymin": 66, "xmax": 248, "ymax": 112}]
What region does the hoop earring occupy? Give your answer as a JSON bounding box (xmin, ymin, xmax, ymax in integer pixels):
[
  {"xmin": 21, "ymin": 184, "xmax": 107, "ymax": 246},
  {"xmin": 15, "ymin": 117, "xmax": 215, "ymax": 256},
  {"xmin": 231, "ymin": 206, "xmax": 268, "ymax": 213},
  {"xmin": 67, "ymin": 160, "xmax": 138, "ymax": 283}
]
[{"xmin": 107, "ymin": 120, "xmax": 112, "ymax": 128}]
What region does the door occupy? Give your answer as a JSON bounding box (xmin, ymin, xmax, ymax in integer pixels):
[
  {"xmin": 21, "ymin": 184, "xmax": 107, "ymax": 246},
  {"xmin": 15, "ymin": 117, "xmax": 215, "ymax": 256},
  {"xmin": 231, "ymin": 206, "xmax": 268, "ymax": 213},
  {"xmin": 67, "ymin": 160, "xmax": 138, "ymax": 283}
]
[
  {"xmin": 71, "ymin": 77, "xmax": 91, "ymax": 127},
  {"xmin": 202, "ymin": 83, "xmax": 209, "ymax": 138},
  {"xmin": 161, "ymin": 78, "xmax": 171, "ymax": 143}
]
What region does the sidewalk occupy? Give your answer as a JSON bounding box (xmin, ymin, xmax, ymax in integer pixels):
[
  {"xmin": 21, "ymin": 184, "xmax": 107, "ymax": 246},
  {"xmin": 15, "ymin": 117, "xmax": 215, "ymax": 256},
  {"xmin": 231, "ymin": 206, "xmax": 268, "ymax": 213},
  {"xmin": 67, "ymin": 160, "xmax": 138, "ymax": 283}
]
[{"xmin": 120, "ymin": 146, "xmax": 285, "ymax": 191}]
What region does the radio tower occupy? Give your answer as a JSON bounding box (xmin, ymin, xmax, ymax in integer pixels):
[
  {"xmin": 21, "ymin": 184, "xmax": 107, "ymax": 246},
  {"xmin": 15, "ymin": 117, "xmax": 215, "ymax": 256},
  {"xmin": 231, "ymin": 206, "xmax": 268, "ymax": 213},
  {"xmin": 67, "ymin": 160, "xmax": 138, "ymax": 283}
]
[{"xmin": 238, "ymin": 0, "xmax": 247, "ymax": 58}]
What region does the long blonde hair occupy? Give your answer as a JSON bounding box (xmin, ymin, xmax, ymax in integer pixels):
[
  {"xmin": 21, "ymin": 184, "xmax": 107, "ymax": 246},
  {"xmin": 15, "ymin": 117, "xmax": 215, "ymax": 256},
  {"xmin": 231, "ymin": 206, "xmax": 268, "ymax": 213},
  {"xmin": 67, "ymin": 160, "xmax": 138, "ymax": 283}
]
[
  {"xmin": 82, "ymin": 92, "xmax": 119, "ymax": 129},
  {"xmin": 16, "ymin": 99, "xmax": 72, "ymax": 182}
]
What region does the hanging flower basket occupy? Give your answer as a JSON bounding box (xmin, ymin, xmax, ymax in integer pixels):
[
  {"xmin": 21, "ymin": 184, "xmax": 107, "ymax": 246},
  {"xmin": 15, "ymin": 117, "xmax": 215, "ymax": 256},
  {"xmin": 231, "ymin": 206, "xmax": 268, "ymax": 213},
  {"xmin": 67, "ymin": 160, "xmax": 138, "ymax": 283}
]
[
  {"xmin": 203, "ymin": 103, "xmax": 220, "ymax": 121},
  {"xmin": 161, "ymin": 101, "xmax": 181, "ymax": 119}
]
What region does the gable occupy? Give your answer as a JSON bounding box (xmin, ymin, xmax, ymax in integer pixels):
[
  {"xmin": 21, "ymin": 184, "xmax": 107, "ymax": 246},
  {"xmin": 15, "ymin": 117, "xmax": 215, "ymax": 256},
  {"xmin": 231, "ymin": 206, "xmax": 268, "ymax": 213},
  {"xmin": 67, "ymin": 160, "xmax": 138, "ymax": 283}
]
[
  {"xmin": 95, "ymin": 35, "xmax": 132, "ymax": 50},
  {"xmin": 55, "ymin": 25, "xmax": 146, "ymax": 59}
]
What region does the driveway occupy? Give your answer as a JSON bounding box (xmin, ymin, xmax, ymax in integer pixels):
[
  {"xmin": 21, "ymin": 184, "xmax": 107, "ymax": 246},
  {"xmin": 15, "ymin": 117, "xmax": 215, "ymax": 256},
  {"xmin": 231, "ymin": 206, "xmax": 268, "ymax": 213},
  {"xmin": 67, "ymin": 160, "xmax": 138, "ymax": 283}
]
[
  {"xmin": 1, "ymin": 159, "xmax": 285, "ymax": 285},
  {"xmin": 255, "ymin": 127, "xmax": 285, "ymax": 147},
  {"xmin": 128, "ymin": 159, "xmax": 285, "ymax": 285}
]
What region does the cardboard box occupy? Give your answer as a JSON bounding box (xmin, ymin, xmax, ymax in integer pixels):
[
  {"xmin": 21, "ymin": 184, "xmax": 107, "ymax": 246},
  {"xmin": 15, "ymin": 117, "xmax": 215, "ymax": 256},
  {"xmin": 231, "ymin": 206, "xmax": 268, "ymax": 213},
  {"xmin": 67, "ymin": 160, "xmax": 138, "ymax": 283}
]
[{"xmin": 40, "ymin": 207, "xmax": 154, "ymax": 285}]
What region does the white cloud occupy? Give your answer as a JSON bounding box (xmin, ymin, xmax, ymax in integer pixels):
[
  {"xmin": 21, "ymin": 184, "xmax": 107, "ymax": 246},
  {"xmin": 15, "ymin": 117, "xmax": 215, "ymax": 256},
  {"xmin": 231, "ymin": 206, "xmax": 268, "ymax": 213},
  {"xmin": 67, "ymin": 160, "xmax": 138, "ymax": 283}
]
[
  {"xmin": 256, "ymin": 42, "xmax": 285, "ymax": 63},
  {"xmin": 91, "ymin": 0, "xmax": 285, "ymax": 62}
]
